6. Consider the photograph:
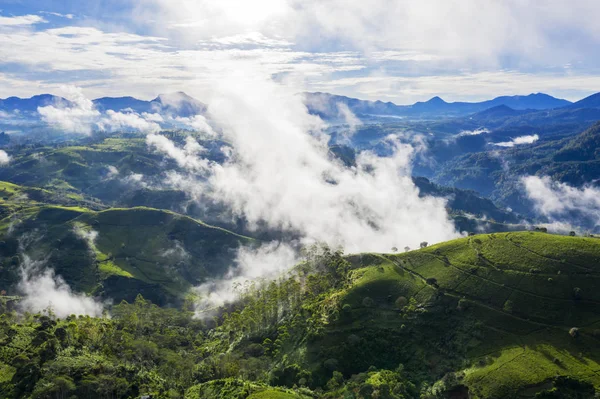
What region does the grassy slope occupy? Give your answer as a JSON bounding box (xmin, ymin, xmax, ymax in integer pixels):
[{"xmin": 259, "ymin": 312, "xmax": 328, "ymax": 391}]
[
  {"xmin": 0, "ymin": 203, "xmax": 251, "ymax": 305},
  {"xmin": 292, "ymin": 232, "xmax": 600, "ymax": 397}
]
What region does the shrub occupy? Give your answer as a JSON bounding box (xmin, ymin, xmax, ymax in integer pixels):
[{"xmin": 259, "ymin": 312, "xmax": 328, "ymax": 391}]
[
  {"xmin": 244, "ymin": 343, "xmax": 265, "ymax": 358},
  {"xmin": 395, "ymin": 296, "xmax": 408, "ymax": 309},
  {"xmin": 569, "ymin": 327, "xmax": 579, "ymax": 338},
  {"xmin": 323, "ymin": 359, "xmax": 339, "ymax": 372},
  {"xmin": 426, "ymin": 277, "xmax": 438, "ymax": 286},
  {"xmin": 503, "ymin": 300, "xmax": 514, "ymax": 313},
  {"xmin": 347, "ymin": 334, "xmax": 360, "ymax": 345},
  {"xmin": 362, "ymin": 297, "xmax": 375, "ymax": 307}
]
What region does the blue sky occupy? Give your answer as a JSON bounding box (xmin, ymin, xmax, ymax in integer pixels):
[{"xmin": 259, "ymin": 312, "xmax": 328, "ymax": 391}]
[{"xmin": 1, "ymin": 0, "xmax": 600, "ymax": 104}]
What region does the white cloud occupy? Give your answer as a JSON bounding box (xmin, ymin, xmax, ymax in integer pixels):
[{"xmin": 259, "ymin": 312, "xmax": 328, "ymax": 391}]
[
  {"xmin": 522, "ymin": 176, "xmax": 600, "ymax": 230},
  {"xmin": 147, "ymin": 134, "xmax": 212, "ymax": 171},
  {"xmin": 0, "ymin": 14, "xmax": 47, "ymax": 26},
  {"xmin": 18, "ymin": 254, "xmax": 103, "ymax": 318},
  {"xmin": 121, "ymin": 173, "xmax": 147, "ymax": 188},
  {"xmin": 457, "ymin": 128, "xmax": 490, "ymax": 137},
  {"xmin": 171, "ymin": 114, "xmax": 217, "ymax": 136},
  {"xmin": 494, "ymin": 134, "xmax": 539, "ymax": 147},
  {"xmin": 39, "ymin": 11, "xmax": 74, "ymax": 20},
  {"xmin": 336, "ymin": 102, "xmax": 362, "ymax": 138},
  {"xmin": 38, "ymin": 86, "xmax": 100, "ymax": 134},
  {"xmin": 73, "ymin": 225, "xmax": 99, "ymax": 248},
  {"xmin": 3, "ymin": 3, "xmax": 600, "ymax": 103},
  {"xmin": 106, "ymin": 165, "xmax": 119, "ymax": 179},
  {"xmin": 194, "ymin": 241, "xmax": 298, "ymax": 315},
  {"xmin": 38, "ymin": 86, "xmax": 162, "ymax": 134},
  {"xmin": 99, "ymin": 110, "xmax": 161, "ymax": 133},
  {"xmin": 153, "ymin": 74, "xmax": 459, "ymax": 253},
  {"xmin": 0, "ymin": 150, "xmax": 10, "ymax": 165}
]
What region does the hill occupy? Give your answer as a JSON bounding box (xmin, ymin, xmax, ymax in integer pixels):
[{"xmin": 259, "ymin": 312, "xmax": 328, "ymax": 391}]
[
  {"xmin": 568, "ymin": 92, "xmax": 600, "ymax": 109},
  {"xmin": 0, "ymin": 204, "xmax": 250, "ymax": 305},
  {"xmin": 0, "ymin": 94, "xmax": 72, "ymax": 113},
  {"xmin": 201, "ymin": 232, "xmax": 600, "ymax": 398},
  {"xmin": 2, "ymin": 232, "xmax": 599, "ymax": 398},
  {"xmin": 93, "ymin": 92, "xmax": 206, "ymax": 117},
  {"xmin": 469, "ymin": 104, "xmax": 529, "ymax": 121},
  {"xmin": 434, "ymin": 121, "xmax": 600, "ymax": 215}
]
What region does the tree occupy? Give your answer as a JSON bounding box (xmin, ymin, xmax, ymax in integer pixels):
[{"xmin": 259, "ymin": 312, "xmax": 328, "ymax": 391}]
[
  {"xmin": 362, "ymin": 297, "xmax": 375, "ymax": 307},
  {"xmin": 404, "ymin": 246, "xmax": 410, "ymax": 252},
  {"xmin": 569, "ymin": 327, "xmax": 579, "ymax": 338},
  {"xmin": 391, "ymin": 247, "xmax": 398, "ymax": 252},
  {"xmin": 570, "ymin": 231, "xmax": 576, "ymax": 236},
  {"xmin": 395, "ymin": 296, "xmax": 408, "ymax": 309},
  {"xmin": 420, "ymin": 242, "xmax": 428, "ymax": 248}
]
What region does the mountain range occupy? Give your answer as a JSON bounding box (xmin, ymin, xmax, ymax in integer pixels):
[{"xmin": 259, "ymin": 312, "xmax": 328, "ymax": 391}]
[
  {"xmin": 303, "ymin": 91, "xmax": 578, "ymax": 119},
  {"xmin": 0, "ymin": 91, "xmax": 206, "ymax": 118},
  {"xmin": 2, "ymin": 90, "xmax": 598, "ymax": 121}
]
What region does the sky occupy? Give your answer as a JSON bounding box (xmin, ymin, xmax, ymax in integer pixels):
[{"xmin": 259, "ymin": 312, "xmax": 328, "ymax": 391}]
[{"xmin": 1, "ymin": 0, "xmax": 600, "ymax": 104}]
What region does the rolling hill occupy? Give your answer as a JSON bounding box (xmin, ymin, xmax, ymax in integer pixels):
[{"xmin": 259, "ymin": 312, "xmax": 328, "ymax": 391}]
[
  {"xmin": 0, "ymin": 204, "xmax": 250, "ymax": 305},
  {"xmin": 199, "ymin": 231, "xmax": 600, "ymax": 398},
  {"xmin": 2, "ymin": 231, "xmax": 600, "ymax": 398}
]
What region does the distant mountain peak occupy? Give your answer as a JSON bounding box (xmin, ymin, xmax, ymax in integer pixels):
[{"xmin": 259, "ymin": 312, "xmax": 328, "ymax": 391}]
[
  {"xmin": 569, "ymin": 92, "xmax": 600, "ymax": 109},
  {"xmin": 426, "ymin": 96, "xmax": 447, "ymax": 104}
]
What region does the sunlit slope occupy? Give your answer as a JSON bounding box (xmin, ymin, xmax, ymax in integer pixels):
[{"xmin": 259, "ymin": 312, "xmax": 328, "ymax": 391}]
[
  {"xmin": 309, "ymin": 232, "xmax": 600, "ymax": 397},
  {"xmin": 0, "ymin": 205, "xmax": 250, "ymax": 305}
]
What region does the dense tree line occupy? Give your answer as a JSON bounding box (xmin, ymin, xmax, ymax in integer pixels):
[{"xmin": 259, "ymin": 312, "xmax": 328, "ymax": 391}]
[{"xmin": 0, "ymin": 244, "xmax": 421, "ymax": 399}]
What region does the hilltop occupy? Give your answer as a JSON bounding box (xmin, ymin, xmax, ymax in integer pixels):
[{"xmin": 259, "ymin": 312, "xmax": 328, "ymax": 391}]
[{"xmin": 185, "ymin": 231, "xmax": 600, "ymax": 398}]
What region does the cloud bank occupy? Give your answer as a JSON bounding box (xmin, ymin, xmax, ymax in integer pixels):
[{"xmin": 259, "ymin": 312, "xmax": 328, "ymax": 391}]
[
  {"xmin": 457, "ymin": 128, "xmax": 490, "ymax": 137},
  {"xmin": 494, "ymin": 134, "xmax": 539, "ymax": 147},
  {"xmin": 0, "ymin": 150, "xmax": 11, "ymax": 165},
  {"xmin": 38, "ymin": 86, "xmax": 162, "ymax": 134},
  {"xmin": 522, "ymin": 175, "xmax": 600, "ymax": 231},
  {"xmin": 18, "ymin": 254, "xmax": 103, "ymax": 318},
  {"xmin": 195, "ymin": 242, "xmax": 298, "ymax": 315},
  {"xmin": 149, "ymin": 75, "xmax": 459, "ymax": 253}
]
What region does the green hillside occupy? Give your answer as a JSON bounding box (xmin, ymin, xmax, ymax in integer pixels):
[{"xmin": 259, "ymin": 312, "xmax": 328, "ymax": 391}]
[
  {"xmin": 200, "ymin": 232, "xmax": 600, "ymax": 398},
  {"xmin": 2, "ymin": 232, "xmax": 600, "ymax": 398},
  {"xmin": 0, "ymin": 204, "xmax": 251, "ymax": 305}
]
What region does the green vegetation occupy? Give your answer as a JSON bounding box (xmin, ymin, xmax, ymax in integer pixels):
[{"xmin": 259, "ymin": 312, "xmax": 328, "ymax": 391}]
[
  {"xmin": 1, "ymin": 131, "xmax": 600, "ymax": 398},
  {"xmin": 435, "ymin": 121, "xmax": 600, "ymax": 215},
  {"xmin": 0, "ymin": 205, "xmax": 251, "ymax": 305},
  {"xmin": 2, "ymin": 232, "xmax": 600, "ymax": 398}
]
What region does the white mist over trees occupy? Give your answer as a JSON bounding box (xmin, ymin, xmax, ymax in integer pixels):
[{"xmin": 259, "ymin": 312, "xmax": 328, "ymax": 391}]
[
  {"xmin": 18, "ymin": 254, "xmax": 103, "ymax": 318},
  {"xmin": 147, "ymin": 74, "xmax": 460, "ymax": 253}
]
